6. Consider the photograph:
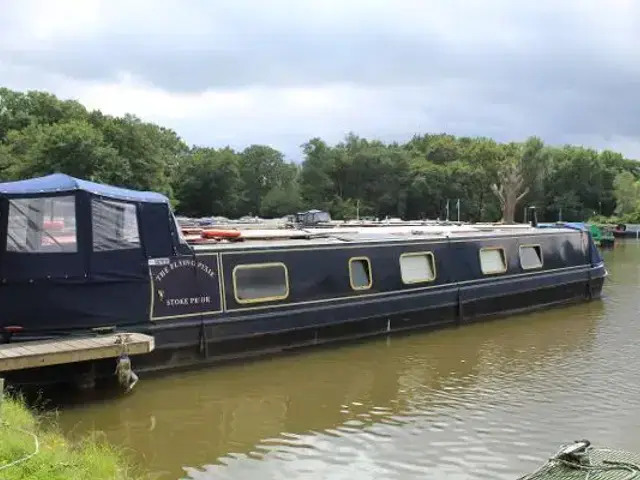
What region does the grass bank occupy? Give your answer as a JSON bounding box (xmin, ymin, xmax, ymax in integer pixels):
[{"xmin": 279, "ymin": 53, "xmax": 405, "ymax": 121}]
[{"xmin": 0, "ymin": 394, "xmax": 141, "ymax": 480}]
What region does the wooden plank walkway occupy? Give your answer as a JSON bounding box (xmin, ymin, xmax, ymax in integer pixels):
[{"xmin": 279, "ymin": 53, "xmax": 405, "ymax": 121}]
[{"xmin": 0, "ymin": 333, "xmax": 155, "ymax": 372}]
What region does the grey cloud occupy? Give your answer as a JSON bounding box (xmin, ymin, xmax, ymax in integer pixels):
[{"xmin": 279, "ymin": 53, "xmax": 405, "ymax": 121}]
[
  {"xmin": 2, "ymin": 1, "xmax": 636, "ymax": 93},
  {"xmin": 2, "ymin": 34, "xmax": 446, "ymax": 91},
  {"xmin": 1, "ymin": 0, "xmax": 639, "ymax": 158}
]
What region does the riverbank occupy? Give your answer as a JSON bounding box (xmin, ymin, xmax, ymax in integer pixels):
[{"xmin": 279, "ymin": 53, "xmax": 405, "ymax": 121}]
[{"xmin": 0, "ymin": 394, "xmax": 141, "ymax": 480}]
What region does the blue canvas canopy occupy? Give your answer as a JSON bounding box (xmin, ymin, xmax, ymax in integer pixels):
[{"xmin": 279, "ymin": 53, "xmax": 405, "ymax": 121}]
[
  {"xmin": 0, "ymin": 174, "xmax": 189, "ymax": 333},
  {"xmin": 0, "ymin": 173, "xmax": 169, "ymax": 204}
]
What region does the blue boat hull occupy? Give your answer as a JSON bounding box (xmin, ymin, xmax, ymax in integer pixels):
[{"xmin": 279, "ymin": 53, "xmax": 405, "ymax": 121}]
[{"xmin": 2, "ymin": 230, "xmax": 606, "ymax": 388}]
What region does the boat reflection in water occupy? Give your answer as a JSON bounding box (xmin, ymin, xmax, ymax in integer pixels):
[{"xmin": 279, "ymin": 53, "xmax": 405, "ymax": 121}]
[{"xmin": 59, "ymin": 300, "xmax": 602, "ymax": 480}]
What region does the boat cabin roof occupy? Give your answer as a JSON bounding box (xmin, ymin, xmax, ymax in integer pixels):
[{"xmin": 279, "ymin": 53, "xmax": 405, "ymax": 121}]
[
  {"xmin": 191, "ymin": 225, "xmax": 580, "ymax": 251},
  {"xmin": 0, "ymin": 174, "xmax": 587, "ymax": 266},
  {"xmin": 0, "ymin": 173, "xmax": 169, "ymax": 204}
]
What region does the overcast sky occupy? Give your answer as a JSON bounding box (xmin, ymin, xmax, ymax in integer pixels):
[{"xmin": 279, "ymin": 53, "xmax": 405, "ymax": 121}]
[{"xmin": 1, "ymin": 0, "xmax": 639, "ymax": 161}]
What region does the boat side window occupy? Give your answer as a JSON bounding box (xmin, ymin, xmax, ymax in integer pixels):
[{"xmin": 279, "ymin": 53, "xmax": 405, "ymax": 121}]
[
  {"xmin": 349, "ymin": 257, "xmax": 372, "ymax": 290},
  {"xmin": 92, "ymin": 198, "xmax": 140, "ymax": 251},
  {"xmin": 233, "ymin": 263, "xmax": 289, "ymax": 304},
  {"xmin": 400, "ymin": 252, "xmax": 436, "ymax": 284},
  {"xmin": 6, "ymin": 195, "xmax": 77, "ymax": 253},
  {"xmin": 519, "ymin": 244, "xmax": 543, "ymax": 270},
  {"xmin": 479, "ymin": 247, "xmax": 507, "ymax": 275}
]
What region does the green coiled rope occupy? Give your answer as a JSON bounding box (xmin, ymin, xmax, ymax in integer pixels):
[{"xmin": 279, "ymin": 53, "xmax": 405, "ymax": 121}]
[{"xmin": 519, "ymin": 441, "xmax": 640, "ymax": 480}]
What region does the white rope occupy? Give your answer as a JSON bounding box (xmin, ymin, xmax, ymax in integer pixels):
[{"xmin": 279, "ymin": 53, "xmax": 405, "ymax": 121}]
[{"xmin": 0, "ymin": 420, "xmax": 40, "ymax": 473}]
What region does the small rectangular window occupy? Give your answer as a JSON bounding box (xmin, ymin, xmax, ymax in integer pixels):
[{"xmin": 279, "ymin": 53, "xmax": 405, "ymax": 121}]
[
  {"xmin": 519, "ymin": 244, "xmax": 543, "ymax": 270},
  {"xmin": 479, "ymin": 247, "xmax": 507, "ymax": 275},
  {"xmin": 92, "ymin": 198, "xmax": 140, "ymax": 251},
  {"xmin": 349, "ymin": 257, "xmax": 372, "ymax": 290},
  {"xmin": 6, "ymin": 196, "xmax": 77, "ymax": 253},
  {"xmin": 400, "ymin": 252, "xmax": 436, "ymax": 284},
  {"xmin": 233, "ymin": 263, "xmax": 289, "ymax": 304}
]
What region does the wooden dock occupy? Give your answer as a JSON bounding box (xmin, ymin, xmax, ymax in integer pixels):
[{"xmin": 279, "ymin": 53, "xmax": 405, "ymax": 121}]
[{"xmin": 0, "ymin": 333, "xmax": 155, "ymax": 372}]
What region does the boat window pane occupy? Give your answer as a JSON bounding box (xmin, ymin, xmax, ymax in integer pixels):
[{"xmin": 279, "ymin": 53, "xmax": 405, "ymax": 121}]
[
  {"xmin": 400, "ymin": 253, "xmax": 436, "ymax": 284},
  {"xmin": 92, "ymin": 198, "xmax": 140, "ymax": 251},
  {"xmin": 6, "ymin": 196, "xmax": 77, "ymax": 253},
  {"xmin": 520, "ymin": 245, "xmax": 543, "ymax": 270},
  {"xmin": 350, "ymin": 258, "xmax": 372, "ymax": 290},
  {"xmin": 234, "ymin": 264, "xmax": 288, "ymax": 303},
  {"xmin": 480, "ymin": 248, "xmax": 506, "ymax": 275}
]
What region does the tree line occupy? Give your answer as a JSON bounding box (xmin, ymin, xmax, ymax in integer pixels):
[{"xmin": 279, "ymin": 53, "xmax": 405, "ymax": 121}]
[{"xmin": 1, "ymin": 87, "xmax": 639, "ymax": 224}]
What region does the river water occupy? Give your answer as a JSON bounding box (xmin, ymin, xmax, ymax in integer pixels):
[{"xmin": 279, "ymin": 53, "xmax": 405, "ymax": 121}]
[{"xmin": 58, "ymin": 241, "xmax": 640, "ymax": 479}]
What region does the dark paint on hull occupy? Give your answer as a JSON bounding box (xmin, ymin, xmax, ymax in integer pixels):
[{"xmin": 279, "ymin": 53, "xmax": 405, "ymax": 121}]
[
  {"xmin": 4, "ymin": 254, "xmax": 606, "ymax": 389},
  {"xmin": 6, "ymin": 277, "xmax": 602, "ymax": 390},
  {"xmin": 613, "ymin": 231, "xmax": 640, "ymax": 239}
]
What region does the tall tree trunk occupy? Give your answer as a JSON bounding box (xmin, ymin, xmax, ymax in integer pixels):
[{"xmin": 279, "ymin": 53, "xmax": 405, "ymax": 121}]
[{"xmin": 491, "ymin": 166, "xmax": 529, "ymax": 224}]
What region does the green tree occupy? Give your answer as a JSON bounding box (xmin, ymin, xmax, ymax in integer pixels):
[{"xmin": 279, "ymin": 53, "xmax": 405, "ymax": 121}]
[
  {"xmin": 491, "ymin": 143, "xmax": 529, "ymax": 224},
  {"xmin": 2, "ymin": 85, "xmax": 639, "ymax": 226},
  {"xmin": 260, "ymin": 183, "xmax": 303, "ymax": 218},
  {"xmin": 0, "ymin": 88, "xmax": 87, "ymax": 141},
  {"xmin": 613, "ymin": 171, "xmax": 640, "ymax": 216},
  {"xmin": 95, "ymin": 113, "xmax": 188, "ymax": 197},
  {"xmin": 490, "ymin": 138, "xmax": 551, "ymax": 223},
  {"xmin": 300, "ymin": 138, "xmax": 337, "ymax": 210},
  {"xmin": 173, "ymin": 147, "xmax": 243, "ymax": 217},
  {"xmin": 239, "ymin": 145, "xmax": 296, "ymax": 215},
  {"xmin": 6, "ymin": 119, "xmax": 128, "ymax": 184}
]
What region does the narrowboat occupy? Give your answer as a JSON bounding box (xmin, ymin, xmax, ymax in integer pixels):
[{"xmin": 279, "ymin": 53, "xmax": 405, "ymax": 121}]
[
  {"xmin": 613, "ymin": 223, "xmax": 640, "ymax": 239},
  {"xmin": 595, "ymin": 224, "xmax": 615, "ymax": 249},
  {"xmin": 0, "ymin": 174, "xmax": 606, "ymax": 388}
]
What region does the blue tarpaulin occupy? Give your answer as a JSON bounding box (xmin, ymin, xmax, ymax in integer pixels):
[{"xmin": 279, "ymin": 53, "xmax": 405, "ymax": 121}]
[
  {"xmin": 538, "ymin": 222, "xmax": 588, "ymax": 232},
  {"xmin": 0, "ymin": 173, "xmax": 169, "ymax": 203}
]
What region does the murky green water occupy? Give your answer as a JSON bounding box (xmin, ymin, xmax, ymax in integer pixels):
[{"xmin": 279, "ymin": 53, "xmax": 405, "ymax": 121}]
[{"xmin": 58, "ymin": 241, "xmax": 640, "ymax": 479}]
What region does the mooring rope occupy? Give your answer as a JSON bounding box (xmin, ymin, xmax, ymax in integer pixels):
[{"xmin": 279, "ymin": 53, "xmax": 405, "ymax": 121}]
[
  {"xmin": 519, "ymin": 458, "xmax": 640, "ymax": 480},
  {"xmin": 0, "ymin": 420, "xmax": 40, "ymax": 473},
  {"xmin": 518, "ymin": 442, "xmax": 640, "ymax": 480}
]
